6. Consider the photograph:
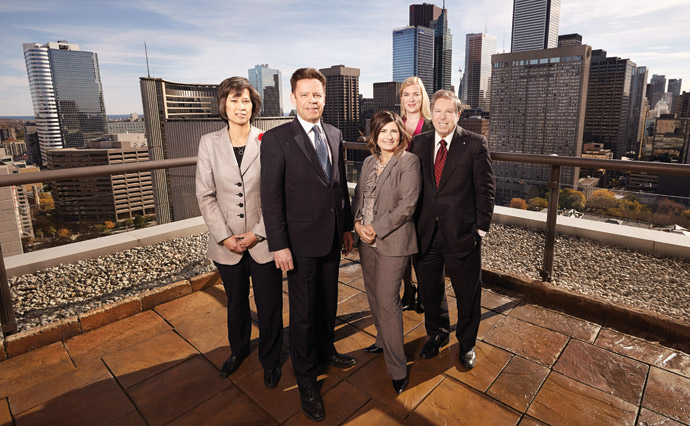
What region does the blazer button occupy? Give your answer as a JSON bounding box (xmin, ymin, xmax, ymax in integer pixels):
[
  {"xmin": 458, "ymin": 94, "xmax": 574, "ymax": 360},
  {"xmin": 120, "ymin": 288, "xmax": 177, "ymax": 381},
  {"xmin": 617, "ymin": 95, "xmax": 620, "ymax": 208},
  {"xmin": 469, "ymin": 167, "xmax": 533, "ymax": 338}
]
[
  {"xmin": 374, "ymin": 210, "xmax": 377, "ymax": 215},
  {"xmin": 237, "ymin": 193, "xmax": 243, "ymax": 197},
  {"xmin": 238, "ymin": 214, "xmax": 244, "ymax": 218},
  {"xmin": 238, "ymin": 203, "xmax": 243, "ymax": 207},
  {"xmin": 236, "ymin": 182, "xmax": 242, "ymax": 187}
]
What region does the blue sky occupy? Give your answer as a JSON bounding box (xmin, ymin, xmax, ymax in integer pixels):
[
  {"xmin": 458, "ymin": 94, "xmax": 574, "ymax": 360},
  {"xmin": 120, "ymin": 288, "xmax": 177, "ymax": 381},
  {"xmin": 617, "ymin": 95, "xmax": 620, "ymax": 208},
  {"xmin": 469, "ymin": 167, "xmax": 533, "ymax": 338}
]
[{"xmin": 1, "ymin": 0, "xmax": 688, "ymax": 116}]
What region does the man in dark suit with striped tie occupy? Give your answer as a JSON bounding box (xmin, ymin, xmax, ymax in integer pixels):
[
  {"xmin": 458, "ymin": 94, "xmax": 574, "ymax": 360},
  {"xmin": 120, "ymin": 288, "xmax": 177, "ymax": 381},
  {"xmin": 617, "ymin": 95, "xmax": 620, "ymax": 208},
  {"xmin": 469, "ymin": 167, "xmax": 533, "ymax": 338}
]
[
  {"xmin": 260, "ymin": 67, "xmax": 355, "ymax": 422},
  {"xmin": 411, "ymin": 89, "xmax": 495, "ymax": 369}
]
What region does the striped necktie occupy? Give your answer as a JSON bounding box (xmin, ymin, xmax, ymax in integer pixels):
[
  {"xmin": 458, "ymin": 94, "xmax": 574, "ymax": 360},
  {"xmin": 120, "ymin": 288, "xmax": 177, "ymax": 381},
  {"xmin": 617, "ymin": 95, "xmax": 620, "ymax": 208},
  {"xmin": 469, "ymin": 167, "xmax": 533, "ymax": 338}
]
[{"xmin": 312, "ymin": 125, "xmax": 331, "ymax": 181}]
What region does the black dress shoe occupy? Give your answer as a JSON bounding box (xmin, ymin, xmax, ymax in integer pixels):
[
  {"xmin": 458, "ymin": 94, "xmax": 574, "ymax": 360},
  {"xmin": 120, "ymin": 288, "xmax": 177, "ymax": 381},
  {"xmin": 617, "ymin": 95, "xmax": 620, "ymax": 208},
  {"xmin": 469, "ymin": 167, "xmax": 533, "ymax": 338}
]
[
  {"xmin": 392, "ymin": 376, "xmax": 409, "ymax": 394},
  {"xmin": 300, "ymin": 388, "xmax": 325, "ymax": 422},
  {"xmin": 414, "ymin": 299, "xmax": 425, "ymax": 314},
  {"xmin": 419, "ymin": 334, "xmax": 449, "ymax": 359},
  {"xmin": 363, "ymin": 344, "xmax": 383, "ymax": 354},
  {"xmin": 460, "ymin": 347, "xmax": 476, "ymax": 369},
  {"xmin": 220, "ymin": 353, "xmax": 246, "ymax": 378},
  {"xmin": 264, "ymin": 366, "xmax": 281, "ymax": 389},
  {"xmin": 322, "ymin": 352, "xmax": 357, "ymax": 368}
]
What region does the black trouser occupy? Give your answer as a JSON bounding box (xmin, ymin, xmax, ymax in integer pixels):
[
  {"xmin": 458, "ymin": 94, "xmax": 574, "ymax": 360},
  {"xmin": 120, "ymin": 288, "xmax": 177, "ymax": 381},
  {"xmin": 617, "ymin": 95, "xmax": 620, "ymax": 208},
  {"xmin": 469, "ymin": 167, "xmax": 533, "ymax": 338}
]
[
  {"xmin": 415, "ymin": 228, "xmax": 482, "ymax": 352},
  {"xmin": 215, "ymin": 254, "xmax": 283, "ymax": 370},
  {"xmin": 287, "ymin": 232, "xmax": 341, "ymax": 391}
]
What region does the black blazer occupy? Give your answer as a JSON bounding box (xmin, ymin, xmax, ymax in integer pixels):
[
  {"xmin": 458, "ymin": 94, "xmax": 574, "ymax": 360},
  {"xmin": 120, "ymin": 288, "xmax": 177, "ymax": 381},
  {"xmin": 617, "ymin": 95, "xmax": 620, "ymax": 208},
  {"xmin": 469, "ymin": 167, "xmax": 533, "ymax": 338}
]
[
  {"xmin": 260, "ymin": 118, "xmax": 354, "ymax": 258},
  {"xmin": 412, "ymin": 126, "xmax": 495, "ymax": 257}
]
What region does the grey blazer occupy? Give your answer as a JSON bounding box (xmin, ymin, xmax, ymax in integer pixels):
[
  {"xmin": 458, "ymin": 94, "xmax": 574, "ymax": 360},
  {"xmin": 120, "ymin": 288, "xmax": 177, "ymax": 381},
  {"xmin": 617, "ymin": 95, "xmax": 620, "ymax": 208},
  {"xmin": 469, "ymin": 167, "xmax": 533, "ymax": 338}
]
[
  {"xmin": 195, "ymin": 126, "xmax": 272, "ymax": 265},
  {"xmin": 352, "ymin": 151, "xmax": 421, "ymax": 256}
]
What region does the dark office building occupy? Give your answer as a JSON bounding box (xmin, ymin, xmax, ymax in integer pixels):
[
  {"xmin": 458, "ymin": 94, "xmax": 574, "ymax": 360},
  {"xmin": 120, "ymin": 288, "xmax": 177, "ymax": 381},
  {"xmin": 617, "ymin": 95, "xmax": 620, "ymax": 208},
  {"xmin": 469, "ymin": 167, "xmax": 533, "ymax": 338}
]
[
  {"xmin": 393, "ymin": 26, "xmax": 435, "ymax": 98},
  {"xmin": 558, "ymin": 33, "xmax": 582, "ymax": 47},
  {"xmin": 373, "ymin": 81, "xmax": 402, "ymax": 115},
  {"xmin": 583, "ymin": 50, "xmax": 635, "ymax": 159},
  {"xmin": 409, "ymin": 3, "xmax": 452, "ymax": 92},
  {"xmin": 674, "ymin": 92, "xmax": 690, "ymax": 118},
  {"xmin": 626, "ymin": 65, "xmax": 648, "ymax": 158},
  {"xmin": 140, "ymin": 78, "xmax": 222, "ymax": 224},
  {"xmin": 648, "ymin": 74, "xmax": 666, "ymax": 109},
  {"xmin": 320, "ymin": 65, "xmax": 361, "ymax": 143},
  {"xmin": 23, "ymin": 122, "xmax": 42, "ymax": 167}
]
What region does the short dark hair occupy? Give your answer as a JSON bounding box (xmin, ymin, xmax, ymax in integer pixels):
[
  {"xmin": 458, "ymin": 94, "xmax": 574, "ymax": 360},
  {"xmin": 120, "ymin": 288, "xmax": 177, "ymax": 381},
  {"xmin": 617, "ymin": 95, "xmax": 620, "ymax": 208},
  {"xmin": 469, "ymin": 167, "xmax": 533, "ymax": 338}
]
[
  {"xmin": 217, "ymin": 77, "xmax": 262, "ymax": 122},
  {"xmin": 367, "ymin": 111, "xmax": 410, "ymax": 157},
  {"xmin": 430, "ymin": 89, "xmax": 462, "ymax": 113},
  {"xmin": 290, "ymin": 68, "xmax": 326, "ymax": 93}
]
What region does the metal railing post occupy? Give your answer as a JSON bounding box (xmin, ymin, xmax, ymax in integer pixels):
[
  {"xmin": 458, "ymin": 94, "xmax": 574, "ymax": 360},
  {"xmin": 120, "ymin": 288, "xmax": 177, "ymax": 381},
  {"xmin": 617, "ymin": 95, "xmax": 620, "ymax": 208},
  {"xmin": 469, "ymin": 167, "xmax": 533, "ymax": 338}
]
[
  {"xmin": 540, "ymin": 165, "xmax": 561, "ymax": 282},
  {"xmin": 0, "ymin": 243, "xmax": 18, "ymax": 336}
]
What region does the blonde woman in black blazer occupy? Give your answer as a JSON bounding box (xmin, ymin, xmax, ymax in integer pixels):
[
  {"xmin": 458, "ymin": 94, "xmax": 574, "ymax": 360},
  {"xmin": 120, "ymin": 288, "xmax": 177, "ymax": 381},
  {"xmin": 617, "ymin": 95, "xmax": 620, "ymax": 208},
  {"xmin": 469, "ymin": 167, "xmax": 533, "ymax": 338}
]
[
  {"xmin": 196, "ymin": 77, "xmax": 282, "ymax": 389},
  {"xmin": 352, "ymin": 111, "xmax": 421, "ymax": 394}
]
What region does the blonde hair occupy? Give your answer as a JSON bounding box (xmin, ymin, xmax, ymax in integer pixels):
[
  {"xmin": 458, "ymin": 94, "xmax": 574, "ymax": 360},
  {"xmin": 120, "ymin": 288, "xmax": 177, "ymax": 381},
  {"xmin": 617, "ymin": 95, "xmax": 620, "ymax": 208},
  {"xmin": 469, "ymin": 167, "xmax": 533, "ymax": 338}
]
[{"xmin": 399, "ymin": 77, "xmax": 431, "ymax": 120}]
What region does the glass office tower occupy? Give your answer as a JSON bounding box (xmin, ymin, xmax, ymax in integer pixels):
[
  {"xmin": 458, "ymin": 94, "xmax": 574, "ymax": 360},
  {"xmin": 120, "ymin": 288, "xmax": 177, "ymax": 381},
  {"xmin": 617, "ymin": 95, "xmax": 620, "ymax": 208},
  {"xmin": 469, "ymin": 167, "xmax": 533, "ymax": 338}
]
[
  {"xmin": 23, "ymin": 41, "xmax": 107, "ymax": 162},
  {"xmin": 392, "ymin": 26, "xmax": 434, "ymax": 97}
]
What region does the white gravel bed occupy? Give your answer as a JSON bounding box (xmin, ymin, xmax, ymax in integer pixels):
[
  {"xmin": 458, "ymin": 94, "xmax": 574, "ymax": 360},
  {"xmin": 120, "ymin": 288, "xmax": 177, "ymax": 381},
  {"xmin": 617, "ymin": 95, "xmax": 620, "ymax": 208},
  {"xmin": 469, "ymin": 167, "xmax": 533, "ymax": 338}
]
[
  {"xmin": 9, "ymin": 233, "xmax": 215, "ymax": 332},
  {"xmin": 6, "ymin": 224, "xmax": 689, "ymax": 334},
  {"xmin": 483, "ymin": 223, "xmax": 690, "ymax": 324}
]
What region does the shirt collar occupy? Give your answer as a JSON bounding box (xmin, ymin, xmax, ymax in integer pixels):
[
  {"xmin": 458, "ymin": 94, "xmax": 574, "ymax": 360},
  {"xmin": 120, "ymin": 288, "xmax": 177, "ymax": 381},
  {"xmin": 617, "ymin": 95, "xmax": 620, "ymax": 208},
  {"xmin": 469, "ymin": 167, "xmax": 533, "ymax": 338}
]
[
  {"xmin": 297, "ymin": 114, "xmax": 323, "ymax": 136},
  {"xmin": 434, "ymin": 125, "xmax": 460, "ymax": 147}
]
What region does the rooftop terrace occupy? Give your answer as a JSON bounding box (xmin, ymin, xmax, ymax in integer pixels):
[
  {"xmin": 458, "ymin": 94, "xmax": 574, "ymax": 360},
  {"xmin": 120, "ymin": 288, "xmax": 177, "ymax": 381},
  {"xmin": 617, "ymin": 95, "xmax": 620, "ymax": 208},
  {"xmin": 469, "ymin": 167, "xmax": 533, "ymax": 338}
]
[{"xmin": 1, "ymin": 250, "xmax": 688, "ymax": 425}]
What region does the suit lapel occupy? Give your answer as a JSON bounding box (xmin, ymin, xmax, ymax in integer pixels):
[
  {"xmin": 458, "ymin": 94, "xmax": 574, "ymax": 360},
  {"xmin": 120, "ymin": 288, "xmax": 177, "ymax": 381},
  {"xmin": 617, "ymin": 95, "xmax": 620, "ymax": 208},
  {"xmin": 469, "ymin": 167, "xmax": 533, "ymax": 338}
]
[
  {"xmin": 422, "ymin": 133, "xmax": 436, "ymax": 186},
  {"xmin": 290, "ymin": 119, "xmax": 329, "ymax": 185},
  {"xmin": 437, "ymin": 127, "xmax": 467, "ymax": 192},
  {"xmin": 373, "ymin": 153, "xmax": 399, "ymax": 201},
  {"xmin": 239, "ymin": 126, "xmax": 260, "ymax": 176},
  {"xmin": 215, "ymin": 127, "xmax": 241, "ymax": 171}
]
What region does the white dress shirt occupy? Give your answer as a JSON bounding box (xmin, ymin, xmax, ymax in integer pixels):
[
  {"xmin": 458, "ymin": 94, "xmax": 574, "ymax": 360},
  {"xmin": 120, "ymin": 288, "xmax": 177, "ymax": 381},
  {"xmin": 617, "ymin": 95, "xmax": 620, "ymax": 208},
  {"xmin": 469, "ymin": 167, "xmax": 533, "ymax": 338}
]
[{"xmin": 297, "ymin": 115, "xmax": 332, "ymax": 163}]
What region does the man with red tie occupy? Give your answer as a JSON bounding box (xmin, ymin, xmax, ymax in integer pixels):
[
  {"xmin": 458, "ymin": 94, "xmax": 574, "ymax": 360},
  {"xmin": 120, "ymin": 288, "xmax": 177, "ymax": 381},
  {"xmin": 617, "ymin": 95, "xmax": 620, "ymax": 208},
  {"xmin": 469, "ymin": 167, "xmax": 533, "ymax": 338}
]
[{"xmin": 411, "ymin": 89, "xmax": 495, "ymax": 368}]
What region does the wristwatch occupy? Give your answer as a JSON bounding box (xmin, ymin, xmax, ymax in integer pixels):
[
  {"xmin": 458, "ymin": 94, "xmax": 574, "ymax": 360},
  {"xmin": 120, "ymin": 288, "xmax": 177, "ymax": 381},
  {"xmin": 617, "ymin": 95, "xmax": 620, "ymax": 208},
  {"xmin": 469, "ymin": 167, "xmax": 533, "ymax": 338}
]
[{"xmin": 255, "ymin": 234, "xmax": 266, "ymax": 243}]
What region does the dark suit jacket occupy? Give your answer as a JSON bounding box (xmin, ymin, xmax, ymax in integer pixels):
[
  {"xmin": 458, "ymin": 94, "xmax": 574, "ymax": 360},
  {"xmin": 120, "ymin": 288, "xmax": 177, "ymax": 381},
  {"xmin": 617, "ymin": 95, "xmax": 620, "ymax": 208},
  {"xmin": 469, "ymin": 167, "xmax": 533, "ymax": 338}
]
[
  {"xmin": 260, "ymin": 118, "xmax": 354, "ymax": 258},
  {"xmin": 412, "ymin": 126, "xmax": 495, "ymax": 257}
]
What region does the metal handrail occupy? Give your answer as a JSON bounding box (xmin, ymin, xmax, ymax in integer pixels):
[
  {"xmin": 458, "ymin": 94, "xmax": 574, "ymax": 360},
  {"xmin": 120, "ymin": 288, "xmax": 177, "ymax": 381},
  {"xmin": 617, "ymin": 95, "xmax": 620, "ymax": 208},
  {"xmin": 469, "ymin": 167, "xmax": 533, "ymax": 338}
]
[{"xmin": 1, "ymin": 150, "xmax": 689, "ymax": 335}]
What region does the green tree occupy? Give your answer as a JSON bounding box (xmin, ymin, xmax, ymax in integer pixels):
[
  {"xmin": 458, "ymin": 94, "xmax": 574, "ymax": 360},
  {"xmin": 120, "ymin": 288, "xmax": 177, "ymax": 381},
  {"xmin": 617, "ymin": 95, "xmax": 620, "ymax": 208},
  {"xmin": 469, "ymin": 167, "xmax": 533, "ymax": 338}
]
[
  {"xmin": 586, "ymin": 189, "xmax": 618, "ymax": 213},
  {"xmin": 559, "ymin": 188, "xmax": 586, "ymax": 211},
  {"xmin": 527, "ymin": 197, "xmax": 548, "ymax": 211},
  {"xmin": 134, "ymin": 215, "xmax": 146, "ymax": 229}
]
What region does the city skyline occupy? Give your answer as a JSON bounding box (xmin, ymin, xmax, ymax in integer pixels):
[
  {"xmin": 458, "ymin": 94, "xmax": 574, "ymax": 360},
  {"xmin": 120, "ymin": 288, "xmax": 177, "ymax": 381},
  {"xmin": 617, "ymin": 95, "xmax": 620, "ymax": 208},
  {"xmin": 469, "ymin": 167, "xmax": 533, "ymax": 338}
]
[{"xmin": 1, "ymin": 0, "xmax": 689, "ymax": 116}]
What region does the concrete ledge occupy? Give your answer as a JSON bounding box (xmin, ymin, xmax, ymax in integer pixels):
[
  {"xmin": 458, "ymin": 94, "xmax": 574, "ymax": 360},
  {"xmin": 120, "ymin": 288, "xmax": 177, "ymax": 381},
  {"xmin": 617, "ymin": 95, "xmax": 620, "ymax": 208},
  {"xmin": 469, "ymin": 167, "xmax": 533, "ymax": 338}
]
[
  {"xmin": 140, "ymin": 280, "xmax": 192, "ymax": 311},
  {"xmin": 492, "ymin": 206, "xmax": 690, "ymax": 260},
  {"xmin": 4, "ymin": 317, "xmax": 81, "ymax": 358},
  {"xmin": 78, "ymin": 298, "xmax": 142, "ymax": 332},
  {"xmin": 5, "ymin": 217, "xmax": 208, "ymax": 277},
  {"xmin": 189, "ymin": 271, "xmax": 221, "ymax": 292},
  {"xmin": 484, "ymin": 267, "xmax": 690, "ymax": 342}
]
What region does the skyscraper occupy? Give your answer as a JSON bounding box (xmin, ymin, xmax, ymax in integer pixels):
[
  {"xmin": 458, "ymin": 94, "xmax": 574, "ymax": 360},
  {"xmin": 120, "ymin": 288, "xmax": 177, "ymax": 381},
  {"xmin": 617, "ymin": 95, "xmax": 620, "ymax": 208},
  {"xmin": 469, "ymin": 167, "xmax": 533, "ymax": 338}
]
[
  {"xmin": 373, "ymin": 81, "xmax": 403, "ymax": 115},
  {"xmin": 490, "ymin": 45, "xmax": 592, "ymax": 201},
  {"xmin": 511, "ymin": 0, "xmax": 561, "ymax": 52},
  {"xmin": 648, "ymin": 74, "xmax": 666, "ymax": 109},
  {"xmin": 320, "ymin": 65, "xmax": 360, "ymax": 143},
  {"xmin": 583, "ymin": 50, "xmax": 635, "ymax": 159},
  {"xmin": 393, "ymin": 26, "xmax": 434, "ymax": 97},
  {"xmin": 409, "ymin": 3, "xmax": 453, "ymax": 92},
  {"xmin": 462, "ymin": 33, "xmax": 497, "ymax": 111},
  {"xmin": 626, "ymin": 65, "xmax": 648, "ymax": 158},
  {"xmin": 248, "ymin": 64, "xmax": 283, "ymax": 117},
  {"xmin": 668, "ymin": 79, "xmax": 683, "ymax": 98},
  {"xmin": 23, "ymin": 41, "xmax": 107, "ymax": 164}
]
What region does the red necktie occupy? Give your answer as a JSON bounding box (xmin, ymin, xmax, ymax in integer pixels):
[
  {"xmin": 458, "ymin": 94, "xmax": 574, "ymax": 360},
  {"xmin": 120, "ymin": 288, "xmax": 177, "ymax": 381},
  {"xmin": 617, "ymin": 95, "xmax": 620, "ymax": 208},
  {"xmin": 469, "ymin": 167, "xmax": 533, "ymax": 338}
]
[{"xmin": 434, "ymin": 139, "xmax": 447, "ymax": 187}]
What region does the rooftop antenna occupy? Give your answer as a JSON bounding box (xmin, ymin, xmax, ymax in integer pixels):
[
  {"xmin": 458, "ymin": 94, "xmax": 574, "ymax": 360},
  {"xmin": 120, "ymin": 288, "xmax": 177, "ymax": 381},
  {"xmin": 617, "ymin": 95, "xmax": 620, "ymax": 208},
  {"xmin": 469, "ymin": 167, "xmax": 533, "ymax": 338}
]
[
  {"xmin": 485, "ymin": 13, "xmax": 488, "ymax": 34},
  {"xmin": 144, "ymin": 41, "xmax": 151, "ymax": 78},
  {"xmin": 502, "ymin": 32, "xmax": 506, "ymax": 53}
]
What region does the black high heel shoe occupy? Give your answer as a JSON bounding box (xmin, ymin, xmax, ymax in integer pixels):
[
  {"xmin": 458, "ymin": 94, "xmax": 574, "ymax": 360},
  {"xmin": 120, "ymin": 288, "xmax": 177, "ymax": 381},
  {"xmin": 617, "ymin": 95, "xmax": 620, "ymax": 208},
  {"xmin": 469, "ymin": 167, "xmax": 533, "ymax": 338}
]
[{"xmin": 392, "ymin": 376, "xmax": 409, "ymax": 394}]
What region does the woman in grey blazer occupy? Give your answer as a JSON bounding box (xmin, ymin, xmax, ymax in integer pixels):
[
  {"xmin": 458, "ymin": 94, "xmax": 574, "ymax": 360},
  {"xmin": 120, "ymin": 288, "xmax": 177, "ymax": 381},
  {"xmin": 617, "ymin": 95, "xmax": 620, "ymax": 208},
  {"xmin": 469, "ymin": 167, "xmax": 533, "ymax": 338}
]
[
  {"xmin": 196, "ymin": 77, "xmax": 283, "ymax": 389},
  {"xmin": 352, "ymin": 111, "xmax": 421, "ymax": 394}
]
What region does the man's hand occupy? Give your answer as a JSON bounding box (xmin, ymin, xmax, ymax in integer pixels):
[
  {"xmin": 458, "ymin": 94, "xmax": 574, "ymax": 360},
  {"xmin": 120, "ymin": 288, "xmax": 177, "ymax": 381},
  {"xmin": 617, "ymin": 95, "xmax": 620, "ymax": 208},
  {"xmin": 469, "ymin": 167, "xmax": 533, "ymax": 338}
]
[
  {"xmin": 342, "ymin": 231, "xmax": 354, "ymax": 255},
  {"xmin": 274, "ymin": 248, "xmax": 294, "ymax": 272},
  {"xmin": 222, "ymin": 236, "xmax": 245, "ymax": 254},
  {"xmin": 236, "ymin": 231, "xmax": 258, "ymax": 249}
]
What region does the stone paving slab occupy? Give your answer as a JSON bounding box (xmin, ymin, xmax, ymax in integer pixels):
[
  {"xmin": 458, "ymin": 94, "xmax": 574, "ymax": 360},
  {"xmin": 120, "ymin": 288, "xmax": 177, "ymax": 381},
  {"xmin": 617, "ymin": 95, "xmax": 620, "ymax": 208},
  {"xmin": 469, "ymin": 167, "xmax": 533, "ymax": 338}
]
[
  {"xmin": 0, "ymin": 342, "xmax": 74, "ymax": 399},
  {"xmin": 2, "ymin": 257, "xmax": 690, "ymax": 425}
]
